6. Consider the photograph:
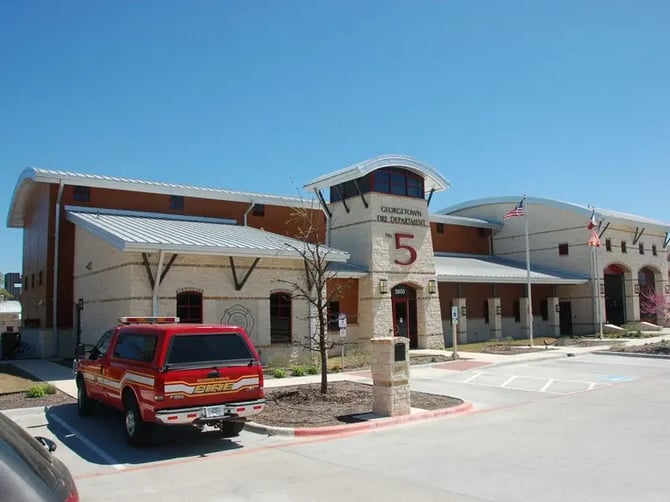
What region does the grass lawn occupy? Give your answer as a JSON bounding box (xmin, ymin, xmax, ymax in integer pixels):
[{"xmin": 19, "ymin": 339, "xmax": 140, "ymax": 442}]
[{"xmin": 0, "ymin": 364, "xmax": 41, "ymax": 394}]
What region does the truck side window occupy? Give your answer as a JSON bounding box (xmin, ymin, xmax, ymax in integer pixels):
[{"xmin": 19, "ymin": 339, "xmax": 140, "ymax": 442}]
[
  {"xmin": 113, "ymin": 333, "xmax": 157, "ymax": 363},
  {"xmin": 95, "ymin": 330, "xmax": 114, "ymax": 356}
]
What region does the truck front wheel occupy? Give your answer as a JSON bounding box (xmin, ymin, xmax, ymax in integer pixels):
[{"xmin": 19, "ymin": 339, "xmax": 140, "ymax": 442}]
[
  {"xmin": 76, "ymin": 377, "xmax": 94, "ymax": 416},
  {"xmin": 123, "ymin": 395, "xmax": 152, "ymax": 447}
]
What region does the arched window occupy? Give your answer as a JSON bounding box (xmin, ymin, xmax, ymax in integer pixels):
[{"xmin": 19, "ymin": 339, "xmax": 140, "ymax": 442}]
[
  {"xmin": 176, "ymin": 291, "xmax": 203, "ymax": 323},
  {"xmin": 270, "ymin": 292, "xmax": 292, "ymax": 344}
]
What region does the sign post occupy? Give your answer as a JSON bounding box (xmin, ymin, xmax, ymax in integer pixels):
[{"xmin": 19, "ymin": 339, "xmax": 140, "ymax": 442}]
[
  {"xmin": 451, "ymin": 306, "xmax": 459, "ymax": 360},
  {"xmin": 338, "ymin": 313, "xmax": 347, "ymax": 370}
]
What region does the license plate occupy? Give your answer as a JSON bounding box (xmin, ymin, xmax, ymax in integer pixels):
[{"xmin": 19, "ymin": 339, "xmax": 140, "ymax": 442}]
[{"xmin": 204, "ymin": 405, "xmax": 226, "ymax": 418}]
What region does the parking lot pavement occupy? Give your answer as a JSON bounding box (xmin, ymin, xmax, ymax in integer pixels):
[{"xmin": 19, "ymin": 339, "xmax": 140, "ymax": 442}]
[
  {"xmin": 407, "ymin": 352, "xmax": 668, "ymax": 411},
  {"xmin": 2, "ymin": 401, "xmax": 290, "ymax": 485}
]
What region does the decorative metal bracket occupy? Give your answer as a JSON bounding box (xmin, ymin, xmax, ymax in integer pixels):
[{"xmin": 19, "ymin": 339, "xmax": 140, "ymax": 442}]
[
  {"xmin": 598, "ymin": 222, "xmax": 609, "ymax": 239},
  {"xmin": 142, "ymin": 252, "xmax": 178, "ymax": 289},
  {"xmin": 632, "ymin": 227, "xmax": 645, "ymax": 245},
  {"xmin": 229, "ymin": 257, "xmax": 260, "ymax": 291},
  {"xmin": 353, "ymin": 179, "xmax": 369, "ymax": 208}
]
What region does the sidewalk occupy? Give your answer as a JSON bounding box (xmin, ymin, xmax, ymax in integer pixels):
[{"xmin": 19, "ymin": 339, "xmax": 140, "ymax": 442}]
[{"xmin": 6, "ymin": 329, "xmax": 670, "ymax": 399}]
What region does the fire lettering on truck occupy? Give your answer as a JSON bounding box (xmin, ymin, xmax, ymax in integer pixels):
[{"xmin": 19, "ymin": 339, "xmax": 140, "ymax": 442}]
[{"xmin": 193, "ymin": 382, "xmax": 234, "ymax": 394}]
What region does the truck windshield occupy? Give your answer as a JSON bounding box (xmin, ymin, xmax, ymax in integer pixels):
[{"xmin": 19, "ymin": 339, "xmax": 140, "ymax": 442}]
[{"xmin": 165, "ymin": 333, "xmax": 254, "ymax": 366}]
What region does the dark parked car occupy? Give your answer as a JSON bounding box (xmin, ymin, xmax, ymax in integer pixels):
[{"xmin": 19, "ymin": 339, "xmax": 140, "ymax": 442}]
[{"xmin": 0, "ymin": 411, "xmax": 79, "ymax": 501}]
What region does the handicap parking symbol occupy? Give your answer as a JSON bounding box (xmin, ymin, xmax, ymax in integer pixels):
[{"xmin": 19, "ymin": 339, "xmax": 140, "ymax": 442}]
[{"xmin": 599, "ymin": 375, "xmax": 634, "ymax": 383}]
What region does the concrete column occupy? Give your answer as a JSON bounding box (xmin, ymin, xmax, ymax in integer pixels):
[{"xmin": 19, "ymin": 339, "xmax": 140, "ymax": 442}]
[
  {"xmin": 488, "ymin": 298, "xmax": 502, "ymax": 340},
  {"xmin": 625, "ymin": 275, "xmax": 640, "ymax": 322},
  {"xmin": 455, "ymin": 298, "xmax": 468, "ymax": 344},
  {"xmin": 371, "ymin": 337, "xmax": 411, "ymax": 417},
  {"xmin": 547, "ymin": 297, "xmax": 560, "ymax": 336}
]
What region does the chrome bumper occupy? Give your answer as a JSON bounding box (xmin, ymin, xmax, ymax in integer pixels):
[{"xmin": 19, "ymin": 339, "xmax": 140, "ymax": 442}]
[{"xmin": 154, "ymin": 399, "xmax": 265, "ymax": 425}]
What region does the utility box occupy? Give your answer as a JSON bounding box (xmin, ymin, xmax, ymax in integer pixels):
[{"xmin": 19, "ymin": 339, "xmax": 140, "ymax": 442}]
[{"xmin": 371, "ymin": 337, "xmax": 410, "ymax": 417}]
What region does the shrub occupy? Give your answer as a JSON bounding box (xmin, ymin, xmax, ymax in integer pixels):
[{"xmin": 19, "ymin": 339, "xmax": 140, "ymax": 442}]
[
  {"xmin": 306, "ymin": 365, "xmax": 318, "ymax": 375},
  {"xmin": 26, "ymin": 385, "xmax": 47, "ymax": 398},
  {"xmin": 291, "ymin": 366, "xmax": 306, "ymax": 377},
  {"xmin": 330, "ymin": 363, "xmax": 341, "ymax": 373},
  {"xmin": 45, "ymin": 384, "xmax": 57, "ymax": 395},
  {"xmin": 273, "ymin": 368, "xmax": 286, "ymax": 378}
]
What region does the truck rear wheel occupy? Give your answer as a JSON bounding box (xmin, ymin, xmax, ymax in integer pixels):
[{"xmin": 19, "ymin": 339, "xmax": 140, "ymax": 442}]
[
  {"xmin": 76, "ymin": 377, "xmax": 94, "ymax": 416},
  {"xmin": 123, "ymin": 396, "xmax": 152, "ymax": 447},
  {"xmin": 218, "ymin": 420, "xmax": 245, "ymax": 437}
]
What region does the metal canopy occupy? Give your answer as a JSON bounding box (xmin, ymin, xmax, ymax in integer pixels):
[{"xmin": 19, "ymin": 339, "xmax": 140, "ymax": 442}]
[
  {"xmin": 65, "ymin": 207, "xmax": 350, "ymax": 262},
  {"xmin": 434, "ymin": 253, "xmax": 589, "ymax": 285}
]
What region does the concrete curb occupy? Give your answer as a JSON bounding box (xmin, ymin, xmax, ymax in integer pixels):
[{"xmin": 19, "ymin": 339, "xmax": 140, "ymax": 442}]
[
  {"xmin": 244, "ymin": 401, "xmax": 474, "ymax": 437},
  {"xmin": 592, "ymin": 351, "xmax": 670, "ymax": 360}
]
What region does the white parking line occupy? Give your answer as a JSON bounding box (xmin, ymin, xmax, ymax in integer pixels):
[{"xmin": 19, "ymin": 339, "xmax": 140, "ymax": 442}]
[
  {"xmin": 48, "ymin": 413, "xmax": 125, "ymax": 471},
  {"xmin": 539, "ymin": 379, "xmax": 555, "ymax": 392},
  {"xmin": 463, "ymin": 372, "xmax": 482, "ymax": 383},
  {"xmin": 588, "ymin": 382, "xmax": 596, "ymax": 390},
  {"xmin": 500, "ymin": 376, "xmax": 517, "ymax": 388}
]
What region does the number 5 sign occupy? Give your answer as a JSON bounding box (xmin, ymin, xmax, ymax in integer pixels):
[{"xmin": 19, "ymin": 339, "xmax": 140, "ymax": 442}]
[{"xmin": 394, "ymin": 233, "xmax": 417, "ymax": 265}]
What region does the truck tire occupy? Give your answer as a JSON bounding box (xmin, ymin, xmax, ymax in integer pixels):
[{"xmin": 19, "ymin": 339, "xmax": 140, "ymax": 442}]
[
  {"xmin": 218, "ymin": 420, "xmax": 245, "ymax": 438},
  {"xmin": 123, "ymin": 395, "xmax": 152, "ymax": 447},
  {"xmin": 76, "ymin": 377, "xmax": 94, "ymax": 416}
]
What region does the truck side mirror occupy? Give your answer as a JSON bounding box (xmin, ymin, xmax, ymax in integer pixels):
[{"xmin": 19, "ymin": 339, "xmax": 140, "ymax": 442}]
[{"xmin": 74, "ymin": 344, "xmax": 86, "ymax": 359}]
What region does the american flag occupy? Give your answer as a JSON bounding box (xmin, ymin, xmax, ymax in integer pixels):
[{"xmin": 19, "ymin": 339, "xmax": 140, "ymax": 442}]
[{"xmin": 503, "ymin": 199, "xmax": 525, "ymax": 220}]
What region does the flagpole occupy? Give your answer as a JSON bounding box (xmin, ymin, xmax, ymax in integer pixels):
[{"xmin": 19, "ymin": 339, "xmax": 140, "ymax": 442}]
[
  {"xmin": 594, "ymin": 235, "xmax": 604, "ymax": 339},
  {"xmin": 524, "ymin": 195, "xmax": 533, "ymax": 347}
]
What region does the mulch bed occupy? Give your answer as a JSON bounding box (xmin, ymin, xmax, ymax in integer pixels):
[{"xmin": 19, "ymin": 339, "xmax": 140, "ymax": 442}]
[
  {"xmin": 610, "ymin": 341, "xmax": 670, "ymax": 355},
  {"xmin": 0, "ymin": 390, "xmax": 75, "ymax": 411},
  {"xmin": 253, "ymin": 380, "xmax": 463, "ymax": 428},
  {"xmin": 554, "ymin": 338, "xmax": 612, "ymax": 348}
]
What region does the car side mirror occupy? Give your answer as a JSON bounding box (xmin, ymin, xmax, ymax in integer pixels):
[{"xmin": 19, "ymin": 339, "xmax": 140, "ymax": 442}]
[
  {"xmin": 35, "ymin": 436, "xmax": 57, "ymax": 453},
  {"xmin": 74, "ymin": 344, "xmax": 86, "ymax": 359}
]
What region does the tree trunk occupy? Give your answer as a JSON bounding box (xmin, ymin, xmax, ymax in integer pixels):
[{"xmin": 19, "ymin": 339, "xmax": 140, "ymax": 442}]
[{"xmin": 320, "ymin": 331, "xmax": 328, "ymax": 394}]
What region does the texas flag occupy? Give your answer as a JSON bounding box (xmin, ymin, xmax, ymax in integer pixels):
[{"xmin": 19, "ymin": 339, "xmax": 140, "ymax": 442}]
[{"xmin": 587, "ymin": 208, "xmax": 599, "ymax": 230}]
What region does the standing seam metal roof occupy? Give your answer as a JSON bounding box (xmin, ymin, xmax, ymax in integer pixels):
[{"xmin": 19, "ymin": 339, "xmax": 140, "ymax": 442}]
[
  {"xmin": 434, "ymin": 253, "xmax": 589, "ymax": 284},
  {"xmin": 8, "ymin": 167, "xmax": 318, "ymax": 227},
  {"xmin": 65, "ymin": 209, "xmax": 349, "ymax": 261}
]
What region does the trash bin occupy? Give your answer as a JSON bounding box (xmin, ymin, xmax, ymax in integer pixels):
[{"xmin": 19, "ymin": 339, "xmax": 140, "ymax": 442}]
[{"xmin": 1, "ymin": 332, "xmax": 20, "ymax": 360}]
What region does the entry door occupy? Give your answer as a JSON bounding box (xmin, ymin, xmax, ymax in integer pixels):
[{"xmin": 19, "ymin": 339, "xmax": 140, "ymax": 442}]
[
  {"xmin": 392, "ymin": 298, "xmax": 409, "ymax": 339},
  {"xmin": 604, "ymin": 275, "xmax": 625, "ymax": 325},
  {"xmin": 559, "ymin": 301, "xmax": 572, "ymax": 336}
]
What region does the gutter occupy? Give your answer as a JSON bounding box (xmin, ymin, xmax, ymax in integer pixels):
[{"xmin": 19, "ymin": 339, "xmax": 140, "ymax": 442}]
[{"xmin": 53, "ymin": 181, "xmax": 65, "ymax": 349}]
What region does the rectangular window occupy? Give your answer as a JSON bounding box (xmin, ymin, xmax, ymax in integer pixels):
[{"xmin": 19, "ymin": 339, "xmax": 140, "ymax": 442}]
[
  {"xmin": 483, "ymin": 300, "xmax": 489, "ymax": 324},
  {"xmin": 24, "ymin": 277, "xmax": 28, "ymax": 290},
  {"xmin": 252, "ymin": 204, "xmax": 265, "ymax": 217},
  {"xmin": 605, "ymin": 239, "xmax": 612, "ymax": 252},
  {"xmin": 652, "ymin": 245, "xmax": 657, "ymax": 256},
  {"xmin": 621, "ymin": 241, "xmax": 627, "ymax": 253},
  {"xmin": 31, "ymin": 274, "xmax": 35, "ymax": 288},
  {"xmin": 513, "ymin": 301, "xmax": 521, "ymax": 322},
  {"xmin": 113, "ymin": 333, "xmax": 157, "ymax": 363},
  {"xmin": 169, "ymin": 195, "xmax": 184, "ymax": 210},
  {"xmin": 436, "ymin": 223, "xmax": 444, "ymax": 234},
  {"xmin": 558, "ymin": 243, "xmax": 569, "ymax": 256},
  {"xmin": 540, "ymin": 300, "xmax": 548, "ymax": 321},
  {"xmin": 166, "ymin": 333, "xmax": 253, "ymax": 365},
  {"xmin": 639, "ymin": 243, "xmax": 644, "ymax": 255},
  {"xmin": 38, "ymin": 271, "xmax": 43, "ymax": 286},
  {"xmin": 73, "ymin": 186, "xmax": 90, "ymax": 202},
  {"xmin": 328, "ymin": 301, "xmax": 340, "ymax": 330}
]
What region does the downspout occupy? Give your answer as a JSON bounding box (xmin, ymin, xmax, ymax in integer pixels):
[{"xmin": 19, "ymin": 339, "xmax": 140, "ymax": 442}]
[
  {"xmin": 53, "ymin": 181, "xmax": 65, "ymax": 351},
  {"xmin": 243, "ymin": 201, "xmax": 254, "ymax": 226},
  {"xmin": 152, "ymin": 250, "xmax": 165, "ymax": 316}
]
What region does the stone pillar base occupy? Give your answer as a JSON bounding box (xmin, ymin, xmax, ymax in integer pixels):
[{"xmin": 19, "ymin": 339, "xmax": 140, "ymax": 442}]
[{"xmin": 371, "ymin": 337, "xmax": 410, "ymax": 416}]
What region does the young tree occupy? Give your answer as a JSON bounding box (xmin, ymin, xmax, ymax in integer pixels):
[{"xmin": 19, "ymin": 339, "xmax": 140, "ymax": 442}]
[
  {"xmin": 639, "ymin": 286, "xmax": 670, "ymax": 327},
  {"xmin": 276, "ymin": 205, "xmax": 343, "ymax": 394}
]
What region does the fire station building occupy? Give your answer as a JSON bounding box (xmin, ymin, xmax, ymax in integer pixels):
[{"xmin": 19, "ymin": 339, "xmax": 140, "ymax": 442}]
[{"xmin": 7, "ymin": 155, "xmax": 670, "ymax": 360}]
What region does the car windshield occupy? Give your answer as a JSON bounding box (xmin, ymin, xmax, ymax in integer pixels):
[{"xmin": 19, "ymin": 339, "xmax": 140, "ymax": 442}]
[{"xmin": 165, "ymin": 333, "xmax": 254, "ymax": 366}]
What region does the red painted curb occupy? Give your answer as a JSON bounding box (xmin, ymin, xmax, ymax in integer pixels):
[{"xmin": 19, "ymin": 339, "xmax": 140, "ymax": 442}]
[{"xmin": 292, "ymin": 401, "xmax": 474, "ymax": 437}]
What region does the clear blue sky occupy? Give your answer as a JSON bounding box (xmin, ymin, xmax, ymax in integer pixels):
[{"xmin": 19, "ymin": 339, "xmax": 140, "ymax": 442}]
[{"xmin": 2, "ymin": 1, "xmax": 669, "ymax": 274}]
